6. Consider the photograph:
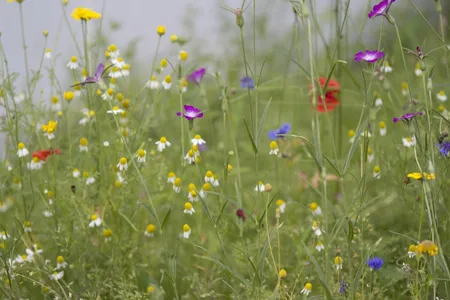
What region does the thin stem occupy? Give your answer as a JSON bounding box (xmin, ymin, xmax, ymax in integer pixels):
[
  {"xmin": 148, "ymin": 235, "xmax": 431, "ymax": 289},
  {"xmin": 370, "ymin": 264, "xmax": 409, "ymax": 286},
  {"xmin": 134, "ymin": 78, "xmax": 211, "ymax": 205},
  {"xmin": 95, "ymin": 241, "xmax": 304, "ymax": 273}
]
[
  {"xmin": 18, "ymin": 3, "xmax": 31, "ymax": 97},
  {"xmin": 239, "ymin": 26, "xmax": 255, "ymax": 136}
]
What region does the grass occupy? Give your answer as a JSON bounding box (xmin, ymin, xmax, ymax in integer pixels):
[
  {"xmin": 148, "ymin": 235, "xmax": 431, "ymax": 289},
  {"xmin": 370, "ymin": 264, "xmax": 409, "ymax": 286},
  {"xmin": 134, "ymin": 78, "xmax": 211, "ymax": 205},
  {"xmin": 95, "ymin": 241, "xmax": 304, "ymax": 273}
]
[{"xmin": 0, "ymin": 0, "xmax": 450, "ymax": 299}]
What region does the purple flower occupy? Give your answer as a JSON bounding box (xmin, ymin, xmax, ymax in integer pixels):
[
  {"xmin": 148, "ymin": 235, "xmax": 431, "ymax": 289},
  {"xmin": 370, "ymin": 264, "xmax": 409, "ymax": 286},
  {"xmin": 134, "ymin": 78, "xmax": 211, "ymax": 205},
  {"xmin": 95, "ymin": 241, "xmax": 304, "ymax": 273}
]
[
  {"xmin": 187, "ymin": 68, "xmax": 206, "ymax": 85},
  {"xmin": 176, "ymin": 105, "xmax": 203, "ymax": 120},
  {"xmin": 354, "ymin": 50, "xmax": 385, "ymax": 63},
  {"xmin": 268, "ymin": 123, "xmax": 291, "ymax": 140},
  {"xmin": 393, "ymin": 112, "xmax": 423, "ymax": 123},
  {"xmin": 437, "ymin": 141, "xmax": 450, "ymax": 157},
  {"xmin": 241, "ymin": 76, "xmax": 255, "ymax": 89},
  {"xmin": 367, "ymin": 257, "xmax": 384, "ymax": 270},
  {"xmin": 71, "ymin": 63, "xmax": 110, "ymax": 87},
  {"xmin": 339, "ymin": 280, "xmax": 349, "ymax": 294},
  {"xmin": 368, "ymin": 0, "xmax": 396, "ymax": 19}
]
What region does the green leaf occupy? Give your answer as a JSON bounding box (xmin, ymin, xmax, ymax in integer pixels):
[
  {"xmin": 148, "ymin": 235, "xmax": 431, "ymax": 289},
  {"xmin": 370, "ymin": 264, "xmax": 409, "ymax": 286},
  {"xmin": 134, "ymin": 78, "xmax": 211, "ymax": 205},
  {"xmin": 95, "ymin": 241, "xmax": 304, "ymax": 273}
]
[
  {"xmin": 161, "ymin": 208, "xmax": 171, "ymax": 230},
  {"xmin": 256, "ymin": 97, "xmax": 272, "ymax": 146},
  {"xmin": 342, "ymin": 119, "xmax": 369, "ymax": 175},
  {"xmin": 347, "ymin": 219, "xmax": 354, "ymax": 244},
  {"xmin": 118, "ymin": 211, "xmax": 138, "ymax": 232},
  {"xmin": 244, "ymin": 118, "xmax": 258, "ymax": 155}
]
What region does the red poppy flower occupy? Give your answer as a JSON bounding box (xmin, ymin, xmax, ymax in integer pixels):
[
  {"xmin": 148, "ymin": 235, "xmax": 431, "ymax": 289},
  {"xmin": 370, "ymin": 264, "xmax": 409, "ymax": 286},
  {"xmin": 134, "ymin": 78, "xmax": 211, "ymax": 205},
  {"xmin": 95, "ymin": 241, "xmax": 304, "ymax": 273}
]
[
  {"xmin": 236, "ymin": 208, "xmax": 246, "ymax": 222},
  {"xmin": 32, "ymin": 148, "xmax": 61, "ymax": 162},
  {"xmin": 310, "ymin": 76, "xmax": 340, "ymax": 112}
]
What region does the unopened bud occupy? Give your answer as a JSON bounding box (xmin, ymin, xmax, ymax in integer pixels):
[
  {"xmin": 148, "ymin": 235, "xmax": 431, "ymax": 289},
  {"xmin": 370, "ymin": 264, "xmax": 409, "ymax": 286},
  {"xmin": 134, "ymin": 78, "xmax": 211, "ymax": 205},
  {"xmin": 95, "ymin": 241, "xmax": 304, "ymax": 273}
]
[
  {"xmin": 427, "ymin": 78, "xmax": 433, "ymax": 91},
  {"xmin": 264, "ymin": 183, "xmax": 272, "ymax": 192},
  {"xmin": 43, "ymin": 30, "xmax": 49, "ymax": 37},
  {"xmin": 419, "ymin": 60, "xmax": 427, "ymax": 72}
]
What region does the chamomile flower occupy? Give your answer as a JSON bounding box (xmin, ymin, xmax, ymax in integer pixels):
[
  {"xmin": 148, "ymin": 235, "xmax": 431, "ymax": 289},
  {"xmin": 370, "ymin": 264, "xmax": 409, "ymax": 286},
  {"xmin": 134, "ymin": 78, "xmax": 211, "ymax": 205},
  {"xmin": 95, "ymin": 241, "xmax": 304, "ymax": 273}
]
[
  {"xmin": 181, "ymin": 78, "xmax": 188, "ymax": 93},
  {"xmin": 44, "ymin": 48, "xmax": 52, "ymax": 59},
  {"xmin": 24, "ymin": 220, "xmax": 32, "ymax": 232},
  {"xmin": 254, "ymin": 181, "xmax": 265, "ymax": 192},
  {"xmin": 145, "ymin": 224, "xmax": 156, "ymax": 237},
  {"xmin": 199, "ymin": 182, "xmax": 212, "ymax": 198},
  {"xmin": 64, "ymin": 91, "xmax": 74, "ymax": 102},
  {"xmin": 185, "ymin": 149, "xmax": 196, "ymax": 164},
  {"xmin": 156, "ymin": 136, "xmax": 171, "ymax": 152},
  {"xmin": 276, "ymin": 199, "xmax": 286, "ymax": 213},
  {"xmin": 162, "ymin": 75, "xmax": 172, "ymax": 90},
  {"xmin": 367, "ymin": 147, "xmax": 374, "ymax": 163},
  {"xmin": 375, "ymin": 93, "xmax": 383, "ymax": 107},
  {"xmin": 312, "ymin": 221, "xmax": 322, "ymax": 236},
  {"xmin": 78, "ymin": 137, "xmax": 89, "ymax": 152},
  {"xmin": 73, "ymin": 168, "xmax": 80, "ymax": 178},
  {"xmin": 348, "ymin": 130, "xmax": 356, "ymax": 143},
  {"xmin": 12, "ymin": 177, "xmax": 22, "ymax": 190},
  {"xmin": 401, "ymin": 82, "xmax": 409, "ymax": 96},
  {"xmin": 204, "ymin": 171, "xmax": 215, "ymax": 183},
  {"xmin": 380, "ymin": 61, "xmax": 392, "ymax": 73},
  {"xmin": 109, "ymin": 66, "xmax": 123, "ymax": 78},
  {"xmin": 107, "ymin": 106, "xmax": 124, "ymax": 115},
  {"xmin": 50, "ymin": 271, "xmax": 64, "ymax": 281},
  {"xmin": 379, "ymin": 121, "xmax": 387, "ymax": 136},
  {"xmin": 84, "ymin": 171, "xmax": 96, "ymax": 185},
  {"xmin": 0, "ymin": 231, "xmax": 10, "ymax": 240},
  {"xmin": 136, "ymin": 149, "xmax": 146, "ymax": 163},
  {"xmin": 101, "ymin": 88, "xmax": 114, "ymax": 101},
  {"xmin": 147, "ymin": 75, "xmax": 160, "ymax": 90},
  {"xmin": 66, "ymin": 56, "xmax": 79, "ymax": 69},
  {"xmin": 157, "ymin": 25, "xmax": 166, "ymax": 36},
  {"xmin": 112, "ymin": 57, "xmax": 125, "ymax": 68},
  {"xmin": 301, "ymin": 283, "xmax": 312, "ymax": 295},
  {"xmin": 415, "ymin": 63, "xmax": 423, "ymax": 77},
  {"xmin": 56, "ymin": 256, "xmax": 68, "ymax": 270},
  {"xmin": 179, "ymin": 50, "xmax": 188, "ymax": 61},
  {"xmin": 108, "ymin": 44, "xmax": 120, "ymax": 58},
  {"xmin": 279, "ymin": 269, "xmax": 287, "ymax": 279},
  {"xmin": 373, "ymin": 165, "xmax": 381, "ymax": 179},
  {"xmin": 0, "ymin": 199, "xmax": 12, "ymax": 213},
  {"xmin": 334, "ymin": 256, "xmax": 343, "ymax": 270},
  {"xmin": 167, "ymin": 172, "xmax": 176, "ymax": 184},
  {"xmin": 42, "ymin": 210, "xmax": 53, "ymax": 218},
  {"xmin": 408, "ymin": 244, "xmax": 416, "ymax": 258},
  {"xmin": 437, "ymin": 90, "xmax": 447, "ymax": 102},
  {"xmin": 183, "ymin": 224, "xmax": 191, "ymax": 239},
  {"xmin": 191, "ymin": 134, "xmax": 206, "ymax": 145},
  {"xmin": 51, "ymin": 96, "xmax": 61, "ymax": 111},
  {"xmin": 79, "ymin": 109, "xmax": 95, "ymax": 126},
  {"xmin": 89, "ymin": 213, "xmax": 102, "ymax": 228},
  {"xmin": 269, "ymin": 141, "xmax": 279, "ymax": 155},
  {"xmin": 188, "ymin": 190, "xmax": 199, "ymax": 202},
  {"xmin": 212, "ymin": 174, "xmax": 219, "ymax": 187},
  {"xmin": 315, "ymin": 241, "xmax": 325, "ymax": 252},
  {"xmin": 173, "ymin": 178, "xmax": 182, "ymax": 193},
  {"xmin": 117, "ymin": 157, "xmax": 128, "ymax": 171},
  {"xmin": 17, "ymin": 142, "xmax": 29, "ymax": 157},
  {"xmin": 184, "ymin": 202, "xmax": 195, "ymax": 215},
  {"xmin": 27, "ymin": 157, "xmax": 44, "ymax": 170},
  {"xmin": 309, "ymin": 202, "xmax": 322, "ymax": 216},
  {"xmin": 160, "ymin": 58, "xmax": 168, "ymax": 70},
  {"xmin": 42, "ymin": 120, "xmax": 57, "ymax": 140},
  {"xmin": 103, "ymin": 229, "xmax": 113, "ymax": 242},
  {"xmin": 402, "ymin": 136, "xmax": 416, "ymax": 148},
  {"xmin": 122, "ymin": 64, "xmax": 130, "ymax": 77}
]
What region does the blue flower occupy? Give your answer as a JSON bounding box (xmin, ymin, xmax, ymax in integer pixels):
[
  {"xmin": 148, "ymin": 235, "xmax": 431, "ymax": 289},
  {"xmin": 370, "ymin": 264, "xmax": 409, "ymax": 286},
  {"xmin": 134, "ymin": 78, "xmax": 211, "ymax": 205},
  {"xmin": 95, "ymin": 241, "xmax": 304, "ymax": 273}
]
[
  {"xmin": 367, "ymin": 257, "xmax": 384, "ymax": 271},
  {"xmin": 240, "ymin": 76, "xmax": 254, "ymax": 89},
  {"xmin": 268, "ymin": 123, "xmax": 291, "ymax": 140},
  {"xmin": 339, "ymin": 280, "xmax": 349, "ymax": 294},
  {"xmin": 437, "ymin": 141, "xmax": 450, "ymax": 157}
]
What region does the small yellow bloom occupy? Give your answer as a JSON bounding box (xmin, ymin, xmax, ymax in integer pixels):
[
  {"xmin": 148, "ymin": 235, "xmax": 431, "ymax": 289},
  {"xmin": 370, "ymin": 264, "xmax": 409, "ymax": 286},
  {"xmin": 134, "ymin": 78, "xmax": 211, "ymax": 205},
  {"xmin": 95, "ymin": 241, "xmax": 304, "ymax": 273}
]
[
  {"xmin": 157, "ymin": 25, "xmax": 166, "ymax": 36},
  {"xmin": 179, "ymin": 50, "xmax": 188, "ymax": 62},
  {"xmin": 71, "ymin": 7, "xmax": 102, "ymax": 21},
  {"xmin": 417, "ymin": 240, "xmax": 438, "ymax": 256},
  {"xmin": 170, "ymin": 34, "xmax": 178, "ymax": 42},
  {"xmin": 64, "ymin": 91, "xmax": 74, "ymax": 102},
  {"xmin": 278, "ymin": 269, "xmax": 287, "ymax": 279},
  {"xmin": 227, "ymin": 164, "xmax": 232, "ymax": 172},
  {"xmin": 147, "ymin": 285, "xmax": 155, "ymax": 293},
  {"xmin": 160, "ymin": 58, "xmax": 168, "ymax": 68},
  {"xmin": 348, "ymin": 129, "xmax": 355, "ymax": 138}
]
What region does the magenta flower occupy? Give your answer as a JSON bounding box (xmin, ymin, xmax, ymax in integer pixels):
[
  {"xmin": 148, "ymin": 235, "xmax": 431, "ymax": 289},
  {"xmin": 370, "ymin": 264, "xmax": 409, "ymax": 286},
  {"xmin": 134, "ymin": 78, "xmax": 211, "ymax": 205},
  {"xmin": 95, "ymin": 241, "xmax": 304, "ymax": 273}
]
[
  {"xmin": 393, "ymin": 112, "xmax": 423, "ymax": 123},
  {"xmin": 354, "ymin": 50, "xmax": 384, "ymax": 63},
  {"xmin": 187, "ymin": 68, "xmax": 206, "ymax": 85},
  {"xmin": 368, "ymin": 0, "xmax": 395, "ymax": 18},
  {"xmin": 177, "ymin": 105, "xmax": 203, "ymax": 120}
]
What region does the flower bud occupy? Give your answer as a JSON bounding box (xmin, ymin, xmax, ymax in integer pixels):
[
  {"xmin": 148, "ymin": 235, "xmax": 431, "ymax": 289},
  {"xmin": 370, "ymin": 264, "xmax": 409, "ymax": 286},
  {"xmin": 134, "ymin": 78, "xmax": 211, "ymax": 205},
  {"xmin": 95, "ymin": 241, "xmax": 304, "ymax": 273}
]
[
  {"xmin": 419, "ymin": 60, "xmax": 427, "ymax": 72},
  {"xmin": 264, "ymin": 183, "xmax": 272, "ymax": 192},
  {"xmin": 43, "ymin": 30, "xmax": 49, "ymax": 37}
]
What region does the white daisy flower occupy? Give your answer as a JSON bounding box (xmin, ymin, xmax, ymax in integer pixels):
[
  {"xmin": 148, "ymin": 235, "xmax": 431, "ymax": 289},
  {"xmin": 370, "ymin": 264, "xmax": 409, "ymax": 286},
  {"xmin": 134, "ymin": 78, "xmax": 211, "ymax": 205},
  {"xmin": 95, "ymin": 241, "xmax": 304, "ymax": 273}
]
[
  {"xmin": 437, "ymin": 91, "xmax": 447, "ymax": 102},
  {"xmin": 156, "ymin": 137, "xmax": 171, "ymax": 152},
  {"xmin": 402, "ymin": 136, "xmax": 416, "ymax": 148},
  {"xmin": 89, "ymin": 214, "xmax": 102, "ymax": 228},
  {"xmin": 191, "ymin": 134, "xmax": 206, "ymax": 146},
  {"xmin": 17, "ymin": 142, "xmax": 29, "ymax": 158},
  {"xmin": 107, "ymin": 106, "xmax": 124, "ymax": 115},
  {"xmin": 66, "ymin": 56, "xmax": 79, "ymax": 70},
  {"xmin": 50, "ymin": 271, "xmax": 64, "ymax": 281},
  {"xmin": 183, "ymin": 202, "xmax": 195, "ymax": 215}
]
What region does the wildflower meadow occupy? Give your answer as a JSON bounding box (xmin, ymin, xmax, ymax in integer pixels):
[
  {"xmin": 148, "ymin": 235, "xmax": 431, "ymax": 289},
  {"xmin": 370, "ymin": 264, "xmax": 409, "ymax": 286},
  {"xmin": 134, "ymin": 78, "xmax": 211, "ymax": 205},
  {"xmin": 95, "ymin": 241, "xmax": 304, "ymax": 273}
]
[{"xmin": 1, "ymin": 0, "xmax": 450, "ymax": 299}]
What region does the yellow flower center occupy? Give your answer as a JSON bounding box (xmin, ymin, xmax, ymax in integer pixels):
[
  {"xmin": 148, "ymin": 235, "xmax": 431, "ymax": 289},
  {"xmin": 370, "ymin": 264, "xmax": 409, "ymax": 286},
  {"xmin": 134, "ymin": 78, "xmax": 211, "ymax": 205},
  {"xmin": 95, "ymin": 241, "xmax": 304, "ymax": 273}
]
[
  {"xmin": 89, "ymin": 110, "xmax": 95, "ymax": 117},
  {"xmin": 70, "ymin": 56, "xmax": 77, "ymax": 63},
  {"xmin": 107, "ymin": 88, "xmax": 114, "ymax": 96},
  {"xmin": 57, "ymin": 256, "xmax": 64, "ymax": 263},
  {"xmin": 108, "ymin": 44, "xmax": 118, "ymax": 52},
  {"xmin": 103, "ymin": 229, "xmax": 112, "ymax": 237},
  {"xmin": 334, "ymin": 256, "xmax": 343, "ymax": 265},
  {"xmin": 164, "ymin": 75, "xmax": 172, "ymax": 84},
  {"xmin": 64, "ymin": 91, "xmax": 74, "ymax": 101},
  {"xmin": 91, "ymin": 214, "xmax": 98, "ymax": 220},
  {"xmin": 83, "ymin": 171, "xmax": 90, "ymax": 178},
  {"xmin": 194, "ymin": 134, "xmax": 201, "ymax": 140},
  {"xmin": 188, "ymin": 183, "xmax": 196, "ymax": 191},
  {"xmin": 379, "ymin": 121, "xmax": 386, "ymax": 128},
  {"xmin": 227, "ymin": 164, "xmax": 232, "ymax": 172},
  {"xmin": 160, "ymin": 137, "xmax": 167, "ymax": 143},
  {"xmin": 170, "ymin": 35, "xmax": 178, "ymax": 42},
  {"xmin": 190, "ymin": 190, "xmax": 197, "ymax": 197},
  {"xmin": 146, "ymin": 224, "xmax": 156, "ymax": 233},
  {"xmin": 203, "ymin": 183, "xmax": 212, "ymax": 191},
  {"xmin": 406, "ymin": 137, "xmax": 412, "ymax": 142},
  {"xmin": 373, "ymin": 165, "xmax": 380, "ymax": 173},
  {"xmin": 157, "ymin": 25, "xmax": 166, "ymax": 35},
  {"xmin": 80, "ymin": 137, "xmax": 88, "ymax": 146},
  {"xmin": 183, "ymin": 224, "xmax": 191, "ymax": 232},
  {"xmin": 279, "ymin": 269, "xmax": 287, "ymax": 279},
  {"xmin": 408, "ymin": 244, "xmax": 416, "ymax": 252},
  {"xmin": 119, "ymin": 157, "xmax": 127, "ymax": 165},
  {"xmin": 18, "ymin": 142, "xmax": 25, "ymax": 150},
  {"xmin": 137, "ymin": 149, "xmax": 145, "ymax": 157},
  {"xmin": 123, "ymin": 99, "xmax": 130, "ymax": 108},
  {"xmin": 151, "ymin": 75, "xmax": 157, "ymax": 81},
  {"xmin": 174, "ymin": 178, "xmax": 181, "ymax": 187},
  {"xmin": 160, "ymin": 59, "xmax": 168, "ymax": 68},
  {"xmin": 402, "ymin": 82, "xmax": 408, "ymax": 89},
  {"xmin": 32, "ymin": 157, "xmax": 40, "ymax": 163},
  {"xmin": 51, "ymin": 96, "xmax": 59, "ymax": 104},
  {"xmin": 439, "ymin": 105, "xmax": 445, "ymax": 112},
  {"xmin": 116, "ymin": 93, "xmax": 124, "ymax": 101},
  {"xmin": 179, "ymin": 50, "xmax": 188, "ymax": 61},
  {"xmin": 312, "ymin": 221, "xmax": 319, "ymax": 227},
  {"xmin": 348, "ymin": 130, "xmax": 355, "ymax": 138},
  {"xmin": 123, "ymin": 64, "xmax": 130, "ymax": 70},
  {"xmin": 24, "ymin": 221, "xmax": 31, "ymax": 227},
  {"xmin": 439, "ymin": 90, "xmax": 445, "ymax": 96},
  {"xmin": 270, "ymin": 141, "xmax": 278, "ymax": 150},
  {"xmin": 187, "ymin": 150, "xmax": 194, "ymax": 157},
  {"xmin": 184, "ymin": 202, "xmax": 193, "ymax": 210},
  {"xmin": 206, "ymin": 171, "xmax": 213, "ymax": 178},
  {"xmin": 367, "ymin": 147, "xmax": 372, "ymax": 155},
  {"xmin": 168, "ymin": 172, "xmax": 175, "ymax": 178},
  {"xmin": 305, "ymin": 283, "xmax": 312, "ymax": 291},
  {"xmin": 309, "ymin": 202, "xmax": 318, "ymax": 210}
]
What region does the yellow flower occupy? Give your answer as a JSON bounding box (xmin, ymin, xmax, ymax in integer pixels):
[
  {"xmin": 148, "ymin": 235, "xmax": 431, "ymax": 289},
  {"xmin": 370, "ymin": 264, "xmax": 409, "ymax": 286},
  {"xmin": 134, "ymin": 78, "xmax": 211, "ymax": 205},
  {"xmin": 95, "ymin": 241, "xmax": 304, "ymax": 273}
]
[
  {"xmin": 278, "ymin": 269, "xmax": 287, "ymax": 279},
  {"xmin": 348, "ymin": 129, "xmax": 355, "ymax": 138},
  {"xmin": 157, "ymin": 25, "xmax": 166, "ymax": 36},
  {"xmin": 8, "ymin": 0, "xmax": 25, "ymax": 3},
  {"xmin": 407, "ymin": 172, "xmax": 436, "ymax": 181},
  {"xmin": 71, "ymin": 7, "xmax": 102, "ymax": 21},
  {"xmin": 179, "ymin": 50, "xmax": 188, "ymax": 62},
  {"xmin": 64, "ymin": 91, "xmax": 74, "ymax": 102},
  {"xmin": 170, "ymin": 34, "xmax": 178, "ymax": 42},
  {"xmin": 417, "ymin": 240, "xmax": 438, "ymax": 256}
]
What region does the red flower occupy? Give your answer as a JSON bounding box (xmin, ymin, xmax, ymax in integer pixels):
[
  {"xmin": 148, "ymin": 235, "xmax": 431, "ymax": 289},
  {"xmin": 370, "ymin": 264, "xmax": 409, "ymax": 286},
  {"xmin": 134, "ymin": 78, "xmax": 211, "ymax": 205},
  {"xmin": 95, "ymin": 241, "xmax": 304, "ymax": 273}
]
[
  {"xmin": 32, "ymin": 148, "xmax": 61, "ymax": 162},
  {"xmin": 310, "ymin": 77, "xmax": 340, "ymax": 112},
  {"xmin": 236, "ymin": 208, "xmax": 246, "ymax": 222}
]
